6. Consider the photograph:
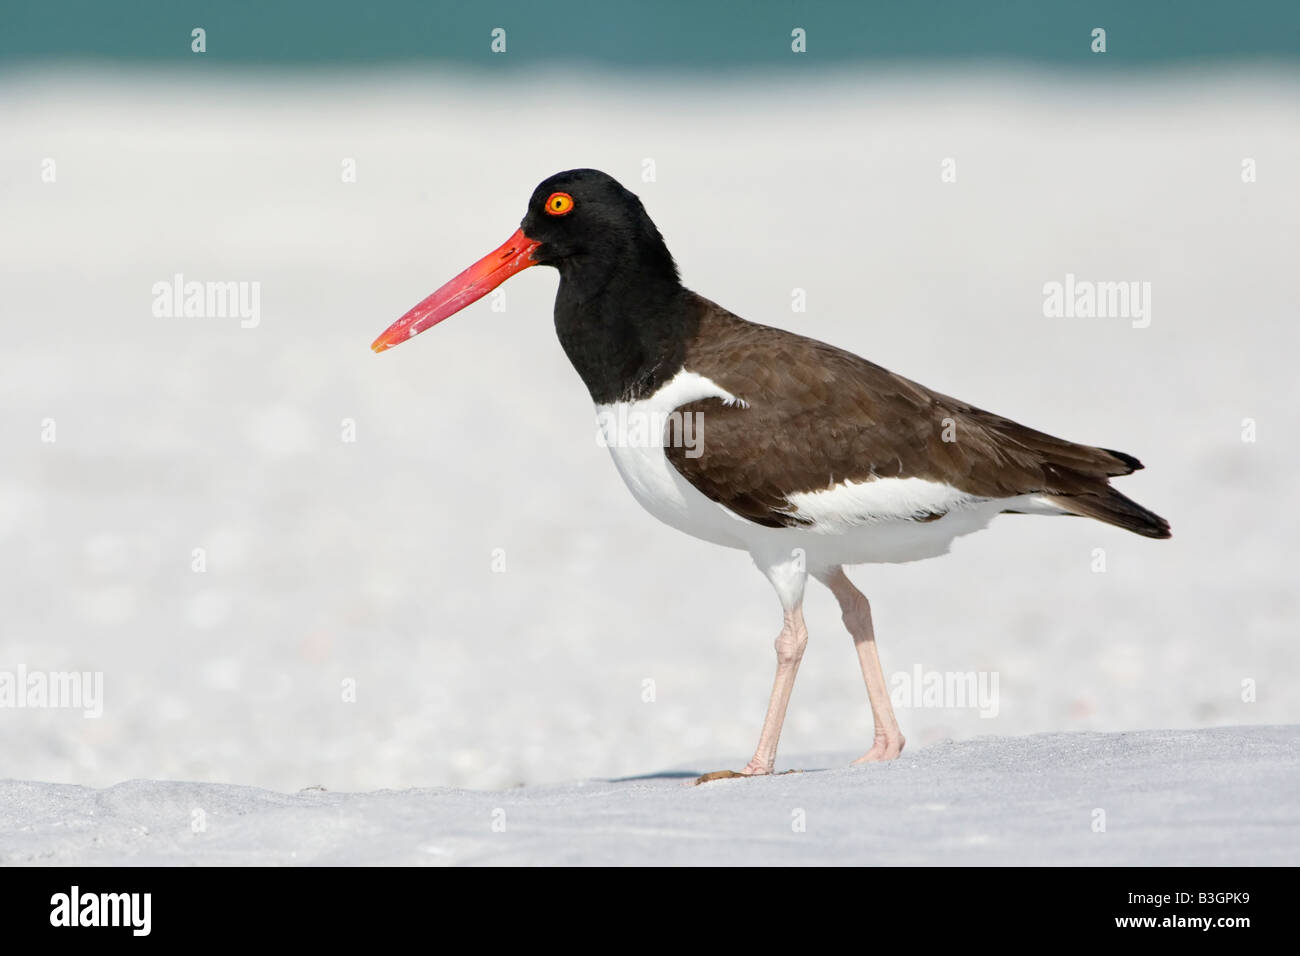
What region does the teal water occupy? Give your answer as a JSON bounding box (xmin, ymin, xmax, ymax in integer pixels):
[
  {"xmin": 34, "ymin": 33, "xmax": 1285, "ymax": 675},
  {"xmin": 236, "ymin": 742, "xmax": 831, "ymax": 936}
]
[{"xmin": 3, "ymin": 0, "xmax": 1298, "ymax": 68}]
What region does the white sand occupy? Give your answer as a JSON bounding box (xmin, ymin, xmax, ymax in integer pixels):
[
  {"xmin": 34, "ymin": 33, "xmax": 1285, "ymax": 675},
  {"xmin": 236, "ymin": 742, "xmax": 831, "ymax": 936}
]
[{"xmin": 3, "ymin": 727, "xmax": 1296, "ymax": 865}]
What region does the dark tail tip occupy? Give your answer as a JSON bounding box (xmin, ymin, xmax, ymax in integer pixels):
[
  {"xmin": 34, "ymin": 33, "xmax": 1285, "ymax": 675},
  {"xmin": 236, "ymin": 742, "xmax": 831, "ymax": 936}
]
[
  {"xmin": 1102, "ymin": 447, "xmax": 1144, "ymax": 474},
  {"xmin": 1045, "ymin": 490, "xmax": 1171, "ymax": 539},
  {"xmin": 1133, "ymin": 514, "xmax": 1173, "ymax": 539}
]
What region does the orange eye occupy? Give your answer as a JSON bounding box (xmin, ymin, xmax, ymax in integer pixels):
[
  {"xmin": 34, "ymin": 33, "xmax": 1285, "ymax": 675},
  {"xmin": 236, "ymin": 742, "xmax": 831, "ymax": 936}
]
[{"xmin": 544, "ymin": 192, "xmax": 574, "ymax": 216}]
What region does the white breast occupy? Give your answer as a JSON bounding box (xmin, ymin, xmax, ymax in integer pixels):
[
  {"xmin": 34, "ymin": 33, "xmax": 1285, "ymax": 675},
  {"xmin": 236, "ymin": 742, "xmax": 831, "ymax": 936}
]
[{"xmin": 596, "ymin": 370, "xmax": 752, "ymax": 550}]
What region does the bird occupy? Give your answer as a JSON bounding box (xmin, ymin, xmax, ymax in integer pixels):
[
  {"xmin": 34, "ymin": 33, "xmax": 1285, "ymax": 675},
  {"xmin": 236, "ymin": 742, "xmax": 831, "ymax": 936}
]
[{"xmin": 371, "ymin": 168, "xmax": 1170, "ymax": 782}]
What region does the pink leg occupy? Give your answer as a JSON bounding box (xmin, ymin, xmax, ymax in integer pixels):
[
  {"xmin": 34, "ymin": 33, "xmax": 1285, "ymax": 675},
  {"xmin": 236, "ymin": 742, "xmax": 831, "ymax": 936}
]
[
  {"xmin": 695, "ymin": 602, "xmax": 808, "ymax": 785},
  {"xmin": 738, "ymin": 605, "xmax": 808, "ymax": 775},
  {"xmin": 821, "ymin": 567, "xmax": 905, "ymax": 762}
]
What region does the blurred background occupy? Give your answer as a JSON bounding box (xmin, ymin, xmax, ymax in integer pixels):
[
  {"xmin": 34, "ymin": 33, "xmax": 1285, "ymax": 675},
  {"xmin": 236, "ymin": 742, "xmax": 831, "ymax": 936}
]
[{"xmin": 2, "ymin": 1, "xmax": 1297, "ymax": 791}]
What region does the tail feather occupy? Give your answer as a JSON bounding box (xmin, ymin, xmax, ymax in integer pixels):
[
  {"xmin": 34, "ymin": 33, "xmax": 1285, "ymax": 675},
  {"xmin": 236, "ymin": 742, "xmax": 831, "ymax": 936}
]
[
  {"xmin": 1043, "ymin": 487, "xmax": 1171, "ymax": 539},
  {"xmin": 1099, "ymin": 447, "xmax": 1143, "ymax": 473}
]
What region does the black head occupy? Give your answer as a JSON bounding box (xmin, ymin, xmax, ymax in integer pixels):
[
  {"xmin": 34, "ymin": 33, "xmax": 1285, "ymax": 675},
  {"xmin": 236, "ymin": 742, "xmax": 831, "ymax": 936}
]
[
  {"xmin": 519, "ymin": 169, "xmax": 679, "ymax": 286},
  {"xmin": 372, "ymin": 170, "xmax": 693, "ymax": 403}
]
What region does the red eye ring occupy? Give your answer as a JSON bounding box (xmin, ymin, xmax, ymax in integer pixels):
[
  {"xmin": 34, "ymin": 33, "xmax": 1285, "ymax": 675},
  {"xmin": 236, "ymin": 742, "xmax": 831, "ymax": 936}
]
[{"xmin": 545, "ymin": 191, "xmax": 574, "ymax": 216}]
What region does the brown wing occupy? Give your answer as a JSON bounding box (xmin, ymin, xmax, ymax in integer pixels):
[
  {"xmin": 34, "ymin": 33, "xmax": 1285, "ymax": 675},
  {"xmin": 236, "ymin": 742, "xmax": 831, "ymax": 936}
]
[{"xmin": 664, "ymin": 294, "xmax": 1169, "ymax": 538}]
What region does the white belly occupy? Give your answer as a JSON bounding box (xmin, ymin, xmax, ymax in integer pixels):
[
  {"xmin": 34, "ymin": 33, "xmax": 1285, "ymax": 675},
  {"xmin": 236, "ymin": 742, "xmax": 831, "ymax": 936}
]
[{"xmin": 595, "ymin": 370, "xmax": 1059, "ymax": 569}]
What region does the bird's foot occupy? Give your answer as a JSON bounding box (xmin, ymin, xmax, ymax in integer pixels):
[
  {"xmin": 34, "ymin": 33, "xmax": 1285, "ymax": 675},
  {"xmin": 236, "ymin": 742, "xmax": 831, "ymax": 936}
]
[{"xmin": 851, "ymin": 733, "xmax": 905, "ymax": 764}]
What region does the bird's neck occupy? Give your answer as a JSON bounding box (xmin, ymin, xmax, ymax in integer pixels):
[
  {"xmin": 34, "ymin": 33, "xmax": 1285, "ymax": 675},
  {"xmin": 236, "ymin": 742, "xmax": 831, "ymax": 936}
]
[{"xmin": 552, "ymin": 259, "xmax": 695, "ymax": 405}]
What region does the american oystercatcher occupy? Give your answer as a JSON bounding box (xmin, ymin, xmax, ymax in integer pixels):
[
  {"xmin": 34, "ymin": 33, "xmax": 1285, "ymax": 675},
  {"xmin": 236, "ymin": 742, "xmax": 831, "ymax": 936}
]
[{"xmin": 372, "ymin": 169, "xmax": 1170, "ymax": 781}]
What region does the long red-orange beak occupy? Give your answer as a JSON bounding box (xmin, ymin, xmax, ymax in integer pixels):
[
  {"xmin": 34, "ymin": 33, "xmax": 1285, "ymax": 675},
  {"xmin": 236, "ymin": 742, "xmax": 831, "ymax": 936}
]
[{"xmin": 371, "ymin": 228, "xmax": 541, "ymax": 352}]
